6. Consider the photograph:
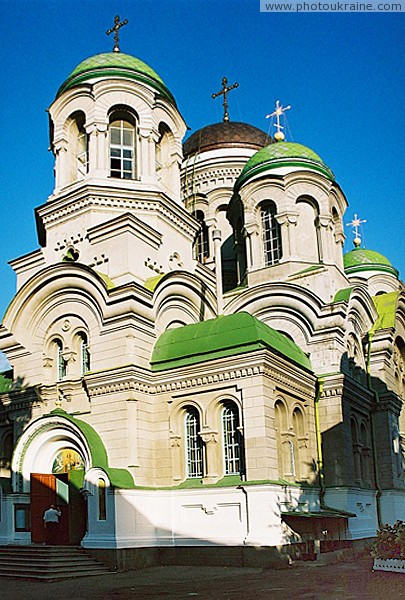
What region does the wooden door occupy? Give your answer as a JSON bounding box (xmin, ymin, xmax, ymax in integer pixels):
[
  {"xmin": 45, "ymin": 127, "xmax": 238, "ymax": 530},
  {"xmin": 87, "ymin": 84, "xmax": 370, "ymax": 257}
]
[
  {"xmin": 30, "ymin": 473, "xmax": 57, "ymax": 543},
  {"xmin": 30, "ymin": 473, "xmax": 69, "ymax": 544}
]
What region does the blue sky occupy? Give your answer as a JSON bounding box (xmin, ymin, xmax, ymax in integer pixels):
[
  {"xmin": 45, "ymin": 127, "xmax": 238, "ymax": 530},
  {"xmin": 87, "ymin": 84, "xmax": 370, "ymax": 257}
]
[{"xmin": 0, "ymin": 1, "xmax": 404, "ymax": 369}]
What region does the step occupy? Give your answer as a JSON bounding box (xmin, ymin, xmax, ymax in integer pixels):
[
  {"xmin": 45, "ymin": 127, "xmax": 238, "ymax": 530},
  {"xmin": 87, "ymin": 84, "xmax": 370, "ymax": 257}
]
[{"xmin": 0, "ymin": 545, "xmax": 112, "ymax": 580}]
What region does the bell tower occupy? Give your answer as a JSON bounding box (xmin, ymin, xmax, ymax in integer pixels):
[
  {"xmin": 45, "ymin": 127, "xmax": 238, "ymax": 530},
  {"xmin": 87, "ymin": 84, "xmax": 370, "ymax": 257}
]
[{"xmin": 13, "ymin": 22, "xmax": 200, "ymax": 293}]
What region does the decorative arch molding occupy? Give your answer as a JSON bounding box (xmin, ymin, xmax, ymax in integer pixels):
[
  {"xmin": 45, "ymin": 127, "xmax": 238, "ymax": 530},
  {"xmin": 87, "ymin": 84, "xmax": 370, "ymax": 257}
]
[
  {"xmin": 50, "ymin": 91, "xmax": 95, "ymax": 142},
  {"xmin": 2, "ymin": 263, "xmax": 108, "ymax": 349},
  {"xmin": 11, "ymin": 412, "xmax": 98, "ymax": 493},
  {"xmin": 224, "ymin": 282, "xmax": 327, "ymax": 339},
  {"xmin": 344, "ymin": 286, "xmax": 379, "ymax": 335},
  {"xmin": 94, "ymin": 81, "xmax": 156, "ymax": 122},
  {"xmin": 153, "ymin": 271, "xmax": 217, "ymax": 336},
  {"xmin": 367, "ymin": 274, "xmax": 401, "ymax": 296}
]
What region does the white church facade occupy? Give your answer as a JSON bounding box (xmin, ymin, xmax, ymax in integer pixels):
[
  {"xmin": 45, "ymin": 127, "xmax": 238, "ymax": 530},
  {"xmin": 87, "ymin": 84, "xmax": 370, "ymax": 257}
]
[{"xmin": 0, "ymin": 34, "xmax": 404, "ymax": 567}]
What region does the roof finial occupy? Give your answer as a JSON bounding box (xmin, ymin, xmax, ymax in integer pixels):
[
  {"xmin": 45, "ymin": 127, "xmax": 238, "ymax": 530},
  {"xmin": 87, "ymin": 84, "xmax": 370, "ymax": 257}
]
[
  {"xmin": 266, "ymin": 100, "xmax": 291, "ymax": 141},
  {"xmin": 346, "ymin": 213, "xmax": 367, "ymax": 247},
  {"xmin": 106, "ymin": 15, "xmax": 129, "ymax": 53},
  {"xmin": 212, "ymin": 77, "xmax": 239, "ymax": 122}
]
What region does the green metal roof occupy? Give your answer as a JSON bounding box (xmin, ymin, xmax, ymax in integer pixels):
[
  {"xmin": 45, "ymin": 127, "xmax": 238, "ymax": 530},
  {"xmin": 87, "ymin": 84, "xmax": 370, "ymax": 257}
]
[
  {"xmin": 151, "ymin": 312, "xmax": 312, "ymax": 372},
  {"xmin": 343, "ymin": 247, "xmax": 398, "ymax": 278},
  {"xmin": 235, "ymin": 142, "xmax": 334, "ymax": 190},
  {"xmin": 56, "ymin": 52, "xmax": 176, "ymax": 106},
  {"xmin": 371, "ymin": 291, "xmax": 399, "ymax": 332}
]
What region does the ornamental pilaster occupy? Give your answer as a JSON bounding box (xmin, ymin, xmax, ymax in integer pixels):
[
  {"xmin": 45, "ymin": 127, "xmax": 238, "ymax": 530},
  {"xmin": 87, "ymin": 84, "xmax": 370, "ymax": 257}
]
[
  {"xmin": 138, "ymin": 127, "xmax": 153, "ymax": 181},
  {"xmin": 199, "ymin": 428, "xmax": 219, "ymax": 481},
  {"xmin": 243, "ymin": 222, "xmax": 260, "ymax": 269},
  {"xmin": 317, "ymin": 214, "xmax": 333, "ymax": 263},
  {"xmin": 53, "ymin": 137, "xmax": 68, "ymax": 191},
  {"xmin": 275, "ymin": 211, "xmax": 298, "ymax": 260}
]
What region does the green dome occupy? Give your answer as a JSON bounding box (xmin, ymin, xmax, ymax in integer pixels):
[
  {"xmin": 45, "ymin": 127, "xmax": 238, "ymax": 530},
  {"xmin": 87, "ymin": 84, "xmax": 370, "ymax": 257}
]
[
  {"xmin": 236, "ymin": 142, "xmax": 334, "ymax": 189},
  {"xmin": 56, "ymin": 52, "xmax": 176, "ymax": 105},
  {"xmin": 343, "ymin": 247, "xmax": 398, "ymax": 278}
]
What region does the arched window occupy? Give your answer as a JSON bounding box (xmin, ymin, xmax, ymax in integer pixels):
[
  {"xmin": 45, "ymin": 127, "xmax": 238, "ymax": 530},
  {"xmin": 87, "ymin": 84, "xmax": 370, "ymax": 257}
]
[
  {"xmin": 260, "ymin": 201, "xmax": 282, "ymax": 266},
  {"xmin": 185, "ymin": 407, "xmax": 203, "ymax": 478},
  {"xmin": 98, "ymin": 478, "xmax": 106, "ymax": 521},
  {"xmin": 222, "ymin": 402, "xmax": 242, "ymax": 475},
  {"xmin": 79, "ymin": 333, "xmax": 90, "ymax": 375},
  {"xmin": 292, "ymin": 407, "xmax": 306, "ymax": 480},
  {"xmin": 67, "ymin": 111, "xmax": 88, "ymax": 182},
  {"xmin": 274, "ymin": 400, "xmax": 287, "ymax": 478},
  {"xmin": 109, "ymin": 109, "xmax": 136, "ymax": 179},
  {"xmin": 55, "ymin": 340, "xmax": 67, "ymax": 381},
  {"xmin": 193, "ymin": 210, "xmax": 209, "ymax": 263},
  {"xmin": 295, "ymin": 197, "xmax": 320, "ymax": 262}
]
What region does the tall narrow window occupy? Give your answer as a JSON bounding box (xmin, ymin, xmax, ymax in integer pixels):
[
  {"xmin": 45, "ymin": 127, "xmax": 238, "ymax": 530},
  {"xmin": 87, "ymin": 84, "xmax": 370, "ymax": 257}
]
[
  {"xmin": 261, "ymin": 201, "xmax": 282, "ymax": 266},
  {"xmin": 288, "ymin": 439, "xmax": 296, "ymax": 477},
  {"xmin": 67, "ymin": 111, "xmax": 88, "ymax": 182},
  {"xmin": 185, "ymin": 408, "xmax": 203, "ymax": 478},
  {"xmin": 56, "ymin": 340, "xmax": 67, "ymax": 381},
  {"xmin": 98, "ymin": 479, "xmax": 106, "ymax": 521},
  {"xmin": 109, "ymin": 112, "xmax": 136, "ymax": 179},
  {"xmin": 193, "ymin": 210, "xmax": 209, "ymax": 263},
  {"xmin": 79, "ymin": 333, "xmax": 90, "ymax": 375},
  {"xmin": 222, "ymin": 403, "xmax": 241, "ymax": 475}
]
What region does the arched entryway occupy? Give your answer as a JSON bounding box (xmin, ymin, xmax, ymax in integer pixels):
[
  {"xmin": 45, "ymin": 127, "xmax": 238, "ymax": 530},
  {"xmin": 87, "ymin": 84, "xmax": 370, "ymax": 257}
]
[{"xmin": 11, "ymin": 410, "xmax": 97, "ymax": 546}]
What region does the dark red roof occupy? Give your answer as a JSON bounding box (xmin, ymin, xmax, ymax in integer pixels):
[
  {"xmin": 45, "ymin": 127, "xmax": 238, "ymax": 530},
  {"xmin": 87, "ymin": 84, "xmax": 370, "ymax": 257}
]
[{"xmin": 183, "ymin": 122, "xmax": 272, "ymax": 157}]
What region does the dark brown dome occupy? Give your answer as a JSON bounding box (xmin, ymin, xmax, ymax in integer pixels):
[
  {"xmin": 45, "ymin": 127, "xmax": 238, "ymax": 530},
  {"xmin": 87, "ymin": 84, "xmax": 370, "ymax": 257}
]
[{"xmin": 183, "ymin": 122, "xmax": 272, "ymax": 158}]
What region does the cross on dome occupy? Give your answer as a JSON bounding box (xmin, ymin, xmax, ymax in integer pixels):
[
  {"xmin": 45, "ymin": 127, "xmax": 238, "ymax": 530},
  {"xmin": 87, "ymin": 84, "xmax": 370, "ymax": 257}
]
[
  {"xmin": 212, "ymin": 77, "xmax": 239, "ymax": 123},
  {"xmin": 346, "ymin": 213, "xmax": 367, "ymax": 247},
  {"xmin": 106, "ymin": 15, "xmax": 129, "ymax": 53},
  {"xmin": 266, "ymin": 100, "xmax": 291, "ymax": 141}
]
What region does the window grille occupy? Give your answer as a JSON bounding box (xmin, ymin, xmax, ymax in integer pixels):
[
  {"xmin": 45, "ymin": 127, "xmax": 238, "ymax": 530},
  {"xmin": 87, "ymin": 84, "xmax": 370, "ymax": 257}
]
[
  {"xmin": 222, "ymin": 404, "xmax": 241, "ymax": 475},
  {"xmin": 185, "ymin": 408, "xmax": 203, "ymax": 478},
  {"xmin": 261, "ymin": 202, "xmax": 282, "ymax": 266},
  {"xmin": 110, "ymin": 119, "xmax": 135, "ymax": 179}
]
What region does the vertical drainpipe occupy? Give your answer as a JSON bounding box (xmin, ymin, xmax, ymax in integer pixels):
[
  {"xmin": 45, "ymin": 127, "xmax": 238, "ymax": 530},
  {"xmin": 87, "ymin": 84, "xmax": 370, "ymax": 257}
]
[
  {"xmin": 366, "ymin": 330, "xmax": 383, "ymax": 529},
  {"xmin": 314, "ymin": 378, "xmax": 326, "ymax": 508}
]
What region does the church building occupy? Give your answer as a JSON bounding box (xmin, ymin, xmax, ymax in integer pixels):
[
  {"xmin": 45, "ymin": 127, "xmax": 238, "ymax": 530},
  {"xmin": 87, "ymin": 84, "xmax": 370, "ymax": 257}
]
[{"xmin": 0, "ymin": 20, "xmax": 404, "ymax": 567}]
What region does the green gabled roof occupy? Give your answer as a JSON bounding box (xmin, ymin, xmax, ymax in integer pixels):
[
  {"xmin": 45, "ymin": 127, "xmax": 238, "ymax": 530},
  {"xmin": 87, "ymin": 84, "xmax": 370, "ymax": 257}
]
[
  {"xmin": 56, "ymin": 52, "xmax": 176, "ymax": 106},
  {"xmin": 333, "ymin": 287, "xmax": 353, "ymax": 303},
  {"xmin": 235, "ymin": 142, "xmax": 334, "ymax": 190},
  {"xmin": 49, "ymin": 409, "xmax": 134, "ymax": 488},
  {"xmin": 343, "ymin": 247, "xmax": 399, "ymax": 278},
  {"xmin": 151, "ymin": 312, "xmax": 312, "ymax": 372},
  {"xmin": 144, "ymin": 274, "xmax": 165, "ymax": 292},
  {"xmin": 371, "ymin": 292, "xmax": 399, "ymax": 332}
]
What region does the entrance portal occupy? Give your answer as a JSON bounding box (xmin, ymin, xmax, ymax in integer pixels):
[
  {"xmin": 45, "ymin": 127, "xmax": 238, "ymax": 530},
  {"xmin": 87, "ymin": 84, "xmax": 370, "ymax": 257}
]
[{"xmin": 31, "ymin": 458, "xmax": 86, "ymax": 545}]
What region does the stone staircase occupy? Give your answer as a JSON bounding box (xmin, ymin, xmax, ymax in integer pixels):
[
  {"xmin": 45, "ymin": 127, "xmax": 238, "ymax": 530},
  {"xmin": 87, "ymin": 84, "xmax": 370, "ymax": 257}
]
[{"xmin": 0, "ymin": 545, "xmax": 113, "ymax": 580}]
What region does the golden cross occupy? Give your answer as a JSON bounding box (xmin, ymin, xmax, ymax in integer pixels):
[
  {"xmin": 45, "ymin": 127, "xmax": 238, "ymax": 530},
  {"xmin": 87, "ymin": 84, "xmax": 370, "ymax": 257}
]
[
  {"xmin": 106, "ymin": 15, "xmax": 129, "ymax": 53},
  {"xmin": 212, "ymin": 77, "xmax": 239, "ymax": 122}
]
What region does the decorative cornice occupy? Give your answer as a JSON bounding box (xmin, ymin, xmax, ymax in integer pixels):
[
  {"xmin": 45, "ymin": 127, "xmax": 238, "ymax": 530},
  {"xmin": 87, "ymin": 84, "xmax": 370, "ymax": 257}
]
[{"xmin": 38, "ymin": 185, "xmax": 199, "ymax": 240}]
